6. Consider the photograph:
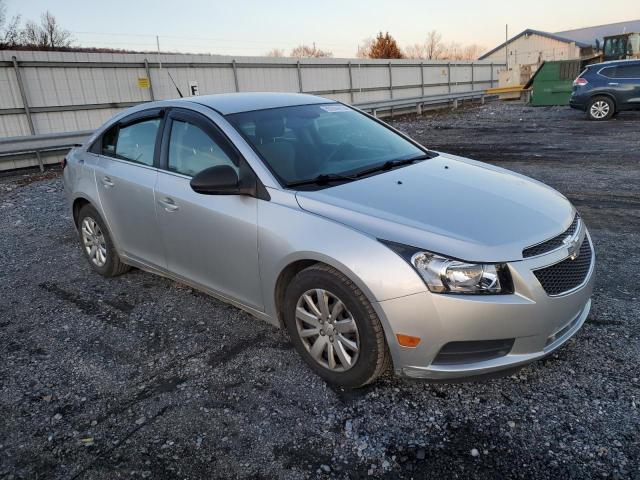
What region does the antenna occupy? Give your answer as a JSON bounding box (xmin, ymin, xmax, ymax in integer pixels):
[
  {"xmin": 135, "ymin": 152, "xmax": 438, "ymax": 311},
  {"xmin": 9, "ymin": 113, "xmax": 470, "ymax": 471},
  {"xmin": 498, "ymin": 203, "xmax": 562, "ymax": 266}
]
[{"xmin": 167, "ymin": 71, "xmax": 183, "ymax": 98}]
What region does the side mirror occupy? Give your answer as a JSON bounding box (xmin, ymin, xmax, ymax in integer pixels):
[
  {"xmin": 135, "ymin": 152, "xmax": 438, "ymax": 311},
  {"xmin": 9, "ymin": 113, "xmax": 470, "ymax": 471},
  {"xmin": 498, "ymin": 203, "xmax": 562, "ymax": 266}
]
[{"xmin": 190, "ymin": 164, "xmax": 256, "ymax": 196}]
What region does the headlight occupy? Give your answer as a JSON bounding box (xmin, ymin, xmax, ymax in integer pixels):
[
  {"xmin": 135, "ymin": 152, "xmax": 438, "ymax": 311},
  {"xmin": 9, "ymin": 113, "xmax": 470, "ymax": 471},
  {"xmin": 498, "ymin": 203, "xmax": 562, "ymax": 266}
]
[{"xmin": 381, "ymin": 241, "xmax": 513, "ymax": 295}]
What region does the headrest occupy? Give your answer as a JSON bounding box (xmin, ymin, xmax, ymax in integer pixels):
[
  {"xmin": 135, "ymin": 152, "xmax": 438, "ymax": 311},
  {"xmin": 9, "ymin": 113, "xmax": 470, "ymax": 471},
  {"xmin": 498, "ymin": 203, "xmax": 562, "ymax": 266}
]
[{"xmin": 255, "ymin": 115, "xmax": 284, "ymax": 143}]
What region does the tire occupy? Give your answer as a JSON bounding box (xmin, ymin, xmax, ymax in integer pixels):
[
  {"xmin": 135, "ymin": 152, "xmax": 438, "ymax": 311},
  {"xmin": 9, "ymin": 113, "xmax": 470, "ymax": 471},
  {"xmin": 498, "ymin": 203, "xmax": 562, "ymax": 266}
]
[
  {"xmin": 77, "ymin": 204, "xmax": 130, "ymax": 277},
  {"xmin": 283, "ymin": 264, "xmax": 390, "ymax": 388},
  {"xmin": 587, "ymin": 96, "xmax": 614, "ymax": 121}
]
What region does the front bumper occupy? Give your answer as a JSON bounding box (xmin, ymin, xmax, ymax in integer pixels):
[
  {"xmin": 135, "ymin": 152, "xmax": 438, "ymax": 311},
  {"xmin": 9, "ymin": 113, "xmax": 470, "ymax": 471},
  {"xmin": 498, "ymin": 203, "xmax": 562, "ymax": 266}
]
[{"xmin": 374, "ymin": 233, "xmax": 595, "ymax": 380}]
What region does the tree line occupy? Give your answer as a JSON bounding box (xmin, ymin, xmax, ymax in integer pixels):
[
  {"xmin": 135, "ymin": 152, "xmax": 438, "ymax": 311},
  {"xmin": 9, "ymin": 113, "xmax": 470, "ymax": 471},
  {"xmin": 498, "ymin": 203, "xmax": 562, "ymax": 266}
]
[
  {"xmin": 272, "ymin": 31, "xmax": 485, "ymax": 60},
  {"xmin": 0, "ymin": 1, "xmax": 72, "ymax": 50}
]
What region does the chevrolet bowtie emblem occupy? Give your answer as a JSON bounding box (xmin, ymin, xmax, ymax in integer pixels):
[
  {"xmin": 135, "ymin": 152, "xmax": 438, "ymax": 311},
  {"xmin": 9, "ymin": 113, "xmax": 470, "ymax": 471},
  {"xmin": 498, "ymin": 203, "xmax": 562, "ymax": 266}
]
[{"xmin": 563, "ymin": 235, "xmax": 581, "ymax": 260}]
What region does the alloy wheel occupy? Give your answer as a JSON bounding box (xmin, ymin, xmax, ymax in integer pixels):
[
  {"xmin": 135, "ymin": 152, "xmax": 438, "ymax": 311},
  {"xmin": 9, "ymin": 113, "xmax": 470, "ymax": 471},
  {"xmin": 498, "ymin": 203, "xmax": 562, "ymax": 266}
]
[
  {"xmin": 295, "ymin": 288, "xmax": 360, "ymax": 371},
  {"xmin": 81, "ymin": 217, "xmax": 107, "ymax": 267},
  {"xmin": 590, "ymin": 100, "xmax": 610, "ymax": 119}
]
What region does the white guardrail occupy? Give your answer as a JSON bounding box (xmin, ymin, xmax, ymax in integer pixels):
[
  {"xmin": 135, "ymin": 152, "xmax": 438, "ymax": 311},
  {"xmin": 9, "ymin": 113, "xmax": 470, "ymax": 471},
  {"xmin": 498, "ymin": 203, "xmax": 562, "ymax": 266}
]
[{"xmin": 0, "ymin": 90, "xmax": 496, "ymax": 171}]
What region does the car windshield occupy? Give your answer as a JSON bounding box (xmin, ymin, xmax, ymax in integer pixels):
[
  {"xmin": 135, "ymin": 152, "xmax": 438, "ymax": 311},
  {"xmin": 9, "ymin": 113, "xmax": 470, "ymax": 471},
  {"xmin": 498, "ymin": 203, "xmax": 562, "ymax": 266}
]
[{"xmin": 226, "ymin": 103, "xmax": 427, "ymax": 187}]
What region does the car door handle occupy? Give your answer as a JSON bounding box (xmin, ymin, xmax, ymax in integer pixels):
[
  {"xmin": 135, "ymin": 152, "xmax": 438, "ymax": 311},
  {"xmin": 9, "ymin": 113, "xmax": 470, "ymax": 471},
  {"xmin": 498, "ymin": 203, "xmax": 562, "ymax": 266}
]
[
  {"xmin": 608, "ymin": 82, "xmax": 619, "ymax": 85},
  {"xmin": 159, "ymin": 197, "xmax": 179, "ymax": 212},
  {"xmin": 101, "ymin": 176, "xmax": 115, "ymax": 188}
]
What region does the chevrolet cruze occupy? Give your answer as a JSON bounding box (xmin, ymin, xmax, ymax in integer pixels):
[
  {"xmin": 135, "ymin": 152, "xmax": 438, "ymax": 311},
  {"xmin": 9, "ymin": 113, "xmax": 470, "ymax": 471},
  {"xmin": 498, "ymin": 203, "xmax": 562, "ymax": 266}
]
[{"xmin": 63, "ymin": 93, "xmax": 595, "ymax": 388}]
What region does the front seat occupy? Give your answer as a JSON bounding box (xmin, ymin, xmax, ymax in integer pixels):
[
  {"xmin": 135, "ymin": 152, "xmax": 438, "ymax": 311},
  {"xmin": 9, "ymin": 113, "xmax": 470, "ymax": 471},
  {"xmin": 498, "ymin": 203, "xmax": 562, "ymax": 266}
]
[{"xmin": 255, "ymin": 116, "xmax": 296, "ymax": 182}]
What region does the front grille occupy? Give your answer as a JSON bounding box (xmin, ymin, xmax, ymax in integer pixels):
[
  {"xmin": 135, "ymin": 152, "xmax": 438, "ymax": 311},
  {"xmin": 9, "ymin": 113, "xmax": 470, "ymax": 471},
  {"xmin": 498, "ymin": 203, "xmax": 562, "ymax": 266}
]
[
  {"xmin": 523, "ymin": 215, "xmax": 580, "ymax": 258},
  {"xmin": 432, "ymin": 339, "xmax": 515, "ymax": 365},
  {"xmin": 533, "ymin": 237, "xmax": 592, "ymax": 296}
]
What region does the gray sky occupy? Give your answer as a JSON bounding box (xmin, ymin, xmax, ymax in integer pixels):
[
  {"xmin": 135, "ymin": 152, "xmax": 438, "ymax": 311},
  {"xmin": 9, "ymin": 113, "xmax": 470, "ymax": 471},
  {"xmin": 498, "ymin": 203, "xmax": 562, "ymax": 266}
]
[{"xmin": 8, "ymin": 0, "xmax": 640, "ymax": 57}]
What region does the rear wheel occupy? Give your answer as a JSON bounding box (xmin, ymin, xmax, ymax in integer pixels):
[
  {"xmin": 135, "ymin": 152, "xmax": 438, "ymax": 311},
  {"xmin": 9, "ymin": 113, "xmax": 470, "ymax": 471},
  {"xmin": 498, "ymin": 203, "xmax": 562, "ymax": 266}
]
[
  {"xmin": 77, "ymin": 204, "xmax": 130, "ymax": 277},
  {"xmin": 587, "ymin": 96, "xmax": 614, "ymax": 121},
  {"xmin": 283, "ymin": 264, "xmax": 390, "ymax": 388}
]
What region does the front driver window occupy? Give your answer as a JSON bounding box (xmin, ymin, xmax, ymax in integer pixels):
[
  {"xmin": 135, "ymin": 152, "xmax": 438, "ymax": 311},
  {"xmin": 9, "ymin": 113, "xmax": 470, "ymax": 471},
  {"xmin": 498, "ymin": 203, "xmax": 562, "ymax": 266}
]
[{"xmin": 168, "ymin": 120, "xmax": 237, "ymax": 177}]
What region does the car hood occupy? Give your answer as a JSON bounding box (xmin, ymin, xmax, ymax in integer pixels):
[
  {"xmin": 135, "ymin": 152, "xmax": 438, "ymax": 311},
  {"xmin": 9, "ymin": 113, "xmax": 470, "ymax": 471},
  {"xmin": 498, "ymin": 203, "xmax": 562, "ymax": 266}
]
[{"xmin": 295, "ymin": 153, "xmax": 575, "ymax": 262}]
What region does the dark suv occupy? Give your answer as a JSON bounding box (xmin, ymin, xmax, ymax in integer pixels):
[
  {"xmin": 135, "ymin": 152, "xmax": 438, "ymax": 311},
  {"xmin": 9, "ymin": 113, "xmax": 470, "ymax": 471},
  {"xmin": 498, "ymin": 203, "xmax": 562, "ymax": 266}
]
[{"xmin": 570, "ymin": 59, "xmax": 640, "ymax": 120}]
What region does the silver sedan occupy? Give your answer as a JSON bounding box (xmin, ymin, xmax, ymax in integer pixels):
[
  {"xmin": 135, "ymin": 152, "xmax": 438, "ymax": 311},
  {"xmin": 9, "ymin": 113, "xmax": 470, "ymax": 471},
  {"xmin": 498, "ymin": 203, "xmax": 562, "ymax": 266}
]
[{"xmin": 63, "ymin": 93, "xmax": 595, "ymax": 388}]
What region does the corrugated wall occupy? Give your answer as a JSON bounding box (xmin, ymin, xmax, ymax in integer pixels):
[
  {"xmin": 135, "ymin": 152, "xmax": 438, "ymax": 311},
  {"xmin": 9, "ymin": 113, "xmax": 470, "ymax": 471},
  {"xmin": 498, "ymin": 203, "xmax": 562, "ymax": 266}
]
[{"xmin": 0, "ymin": 50, "xmax": 503, "ymax": 139}]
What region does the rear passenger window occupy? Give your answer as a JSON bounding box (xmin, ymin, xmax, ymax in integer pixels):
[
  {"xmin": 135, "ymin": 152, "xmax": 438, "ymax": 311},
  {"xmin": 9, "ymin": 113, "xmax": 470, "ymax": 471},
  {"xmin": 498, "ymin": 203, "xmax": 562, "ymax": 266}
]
[
  {"xmin": 616, "ymin": 65, "xmax": 640, "ymax": 79},
  {"xmin": 168, "ymin": 120, "xmax": 237, "ymax": 177},
  {"xmin": 114, "ymin": 119, "xmax": 160, "ymax": 166}
]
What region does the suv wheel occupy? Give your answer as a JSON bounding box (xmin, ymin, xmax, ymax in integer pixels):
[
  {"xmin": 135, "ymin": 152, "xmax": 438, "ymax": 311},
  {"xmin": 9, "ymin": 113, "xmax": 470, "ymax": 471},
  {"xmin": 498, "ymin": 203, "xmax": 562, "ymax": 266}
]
[
  {"xmin": 77, "ymin": 204, "xmax": 130, "ymax": 277},
  {"xmin": 587, "ymin": 96, "xmax": 614, "ymax": 121},
  {"xmin": 283, "ymin": 264, "xmax": 390, "ymax": 388}
]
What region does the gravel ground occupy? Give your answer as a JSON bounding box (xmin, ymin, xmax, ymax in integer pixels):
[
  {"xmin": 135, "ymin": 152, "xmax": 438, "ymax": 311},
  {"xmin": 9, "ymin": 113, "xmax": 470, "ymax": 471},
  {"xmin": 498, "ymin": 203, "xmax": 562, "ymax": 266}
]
[{"xmin": 1, "ymin": 102, "xmax": 639, "ymax": 479}]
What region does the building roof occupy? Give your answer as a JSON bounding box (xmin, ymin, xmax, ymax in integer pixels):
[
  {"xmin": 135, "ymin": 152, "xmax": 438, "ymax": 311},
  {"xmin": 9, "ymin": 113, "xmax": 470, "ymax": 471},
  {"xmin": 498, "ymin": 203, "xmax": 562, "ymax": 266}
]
[
  {"xmin": 182, "ymin": 92, "xmax": 333, "ymax": 115},
  {"xmin": 478, "ymin": 29, "xmax": 591, "ymax": 60},
  {"xmin": 555, "ymin": 20, "xmax": 640, "ymax": 47}
]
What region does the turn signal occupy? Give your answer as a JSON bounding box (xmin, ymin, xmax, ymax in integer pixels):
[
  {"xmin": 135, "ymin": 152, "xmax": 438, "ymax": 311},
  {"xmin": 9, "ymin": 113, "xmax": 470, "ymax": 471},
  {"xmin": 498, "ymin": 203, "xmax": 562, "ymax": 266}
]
[{"xmin": 396, "ymin": 333, "xmax": 421, "ymax": 348}]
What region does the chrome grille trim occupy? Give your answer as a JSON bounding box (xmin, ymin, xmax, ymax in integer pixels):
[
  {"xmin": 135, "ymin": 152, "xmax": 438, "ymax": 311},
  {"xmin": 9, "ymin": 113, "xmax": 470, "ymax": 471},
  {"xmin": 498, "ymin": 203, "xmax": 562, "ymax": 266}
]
[{"xmin": 523, "ymin": 215, "xmax": 581, "ymax": 259}]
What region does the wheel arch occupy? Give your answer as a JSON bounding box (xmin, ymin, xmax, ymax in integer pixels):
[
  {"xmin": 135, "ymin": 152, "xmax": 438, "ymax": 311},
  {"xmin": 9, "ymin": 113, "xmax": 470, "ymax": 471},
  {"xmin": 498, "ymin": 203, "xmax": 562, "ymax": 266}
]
[
  {"xmin": 72, "ymin": 196, "xmax": 93, "ymax": 228},
  {"xmin": 589, "ymin": 92, "xmax": 617, "ymax": 111}
]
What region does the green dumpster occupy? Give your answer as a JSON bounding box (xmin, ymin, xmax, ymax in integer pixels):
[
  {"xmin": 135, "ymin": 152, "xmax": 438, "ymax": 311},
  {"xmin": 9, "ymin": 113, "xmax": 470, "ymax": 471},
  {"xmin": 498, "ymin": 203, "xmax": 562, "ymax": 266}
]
[{"xmin": 526, "ymin": 60, "xmax": 582, "ymax": 106}]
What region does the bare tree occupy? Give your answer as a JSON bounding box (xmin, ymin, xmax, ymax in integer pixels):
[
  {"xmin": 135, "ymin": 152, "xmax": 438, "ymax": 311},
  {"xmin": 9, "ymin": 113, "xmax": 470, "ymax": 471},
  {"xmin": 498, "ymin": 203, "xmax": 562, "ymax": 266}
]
[
  {"xmin": 442, "ymin": 41, "xmax": 464, "ymax": 60},
  {"xmin": 355, "ymin": 37, "xmax": 374, "ymax": 58},
  {"xmin": 290, "ymin": 43, "xmax": 332, "ymax": 58},
  {"xmin": 461, "ymin": 43, "xmax": 485, "ymax": 60},
  {"xmin": 403, "ymin": 43, "xmax": 427, "ymax": 59},
  {"xmin": 424, "ymin": 30, "xmax": 444, "ymax": 60},
  {"xmin": 21, "ymin": 11, "xmax": 72, "ymax": 49},
  {"xmin": 264, "ymin": 48, "xmax": 285, "ymax": 57},
  {"xmin": 0, "ymin": 0, "xmax": 22, "ymax": 48}
]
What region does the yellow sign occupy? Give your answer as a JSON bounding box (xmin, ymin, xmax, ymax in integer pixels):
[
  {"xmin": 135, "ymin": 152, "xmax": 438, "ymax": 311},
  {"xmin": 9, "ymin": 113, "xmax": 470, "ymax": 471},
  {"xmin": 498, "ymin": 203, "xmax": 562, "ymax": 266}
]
[{"xmin": 137, "ymin": 77, "xmax": 150, "ymax": 89}]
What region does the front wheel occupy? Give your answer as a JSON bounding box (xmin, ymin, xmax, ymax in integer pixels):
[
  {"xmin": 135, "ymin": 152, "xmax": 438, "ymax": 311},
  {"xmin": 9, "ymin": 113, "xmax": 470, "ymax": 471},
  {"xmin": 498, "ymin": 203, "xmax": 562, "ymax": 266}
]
[
  {"xmin": 587, "ymin": 96, "xmax": 614, "ymax": 121},
  {"xmin": 283, "ymin": 264, "xmax": 390, "ymax": 388}
]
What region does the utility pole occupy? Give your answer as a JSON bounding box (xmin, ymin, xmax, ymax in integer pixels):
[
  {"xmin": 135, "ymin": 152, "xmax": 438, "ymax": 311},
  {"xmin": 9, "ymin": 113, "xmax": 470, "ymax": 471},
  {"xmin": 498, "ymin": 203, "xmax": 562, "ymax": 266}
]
[{"xmin": 505, "ymin": 24, "xmax": 508, "ymax": 71}]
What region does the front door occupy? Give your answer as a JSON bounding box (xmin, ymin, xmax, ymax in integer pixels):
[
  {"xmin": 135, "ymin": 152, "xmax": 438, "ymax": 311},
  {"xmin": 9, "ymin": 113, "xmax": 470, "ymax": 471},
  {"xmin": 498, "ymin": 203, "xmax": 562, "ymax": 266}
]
[{"xmin": 154, "ymin": 109, "xmax": 263, "ymax": 310}]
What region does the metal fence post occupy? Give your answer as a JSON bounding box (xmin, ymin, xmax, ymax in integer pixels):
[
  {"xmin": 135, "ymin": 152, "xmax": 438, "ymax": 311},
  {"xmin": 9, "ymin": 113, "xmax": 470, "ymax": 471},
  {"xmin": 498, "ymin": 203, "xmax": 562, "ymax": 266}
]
[
  {"xmin": 420, "ymin": 61, "xmax": 425, "ymax": 98},
  {"xmin": 490, "ymin": 63, "xmax": 494, "ymax": 86},
  {"xmin": 347, "ymin": 61, "xmax": 354, "ymax": 104},
  {"xmin": 388, "ymin": 61, "xmax": 393, "ymax": 99},
  {"xmin": 471, "ymin": 63, "xmax": 474, "ymax": 91},
  {"xmin": 447, "ymin": 62, "xmax": 452, "ymax": 94},
  {"xmin": 144, "ymin": 59, "xmax": 155, "ymax": 101},
  {"xmin": 297, "ymin": 60, "xmax": 303, "ymax": 93},
  {"xmin": 12, "ymin": 55, "xmax": 43, "ymax": 171},
  {"xmin": 232, "ymin": 60, "xmax": 240, "ymax": 92}
]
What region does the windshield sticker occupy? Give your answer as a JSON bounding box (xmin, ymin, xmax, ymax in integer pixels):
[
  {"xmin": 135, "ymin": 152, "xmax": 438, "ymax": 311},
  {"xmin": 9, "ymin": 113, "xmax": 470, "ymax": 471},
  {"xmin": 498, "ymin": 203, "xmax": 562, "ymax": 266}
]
[{"xmin": 320, "ymin": 105, "xmax": 351, "ymax": 113}]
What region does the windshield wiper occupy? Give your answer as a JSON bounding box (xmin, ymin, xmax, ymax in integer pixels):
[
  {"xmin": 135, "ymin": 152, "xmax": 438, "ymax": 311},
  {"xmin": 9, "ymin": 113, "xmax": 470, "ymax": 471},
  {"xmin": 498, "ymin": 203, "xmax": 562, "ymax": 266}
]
[
  {"xmin": 353, "ymin": 153, "xmax": 431, "ymax": 178},
  {"xmin": 286, "ymin": 173, "xmax": 358, "ymax": 188}
]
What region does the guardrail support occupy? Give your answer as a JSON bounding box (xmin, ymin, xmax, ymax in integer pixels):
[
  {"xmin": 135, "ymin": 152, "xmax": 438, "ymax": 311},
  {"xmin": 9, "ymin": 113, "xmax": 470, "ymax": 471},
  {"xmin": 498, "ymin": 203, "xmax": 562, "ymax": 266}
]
[
  {"xmin": 144, "ymin": 59, "xmax": 155, "ymax": 101},
  {"xmin": 420, "ymin": 61, "xmax": 425, "ymax": 97},
  {"xmin": 490, "ymin": 63, "xmax": 494, "ymax": 86},
  {"xmin": 12, "ymin": 56, "xmax": 43, "ymax": 172},
  {"xmin": 232, "ymin": 59, "xmax": 240, "ymax": 92},
  {"xmin": 447, "ymin": 63, "xmax": 452, "ymax": 94},
  {"xmin": 388, "ymin": 61, "xmax": 393, "ymax": 99}
]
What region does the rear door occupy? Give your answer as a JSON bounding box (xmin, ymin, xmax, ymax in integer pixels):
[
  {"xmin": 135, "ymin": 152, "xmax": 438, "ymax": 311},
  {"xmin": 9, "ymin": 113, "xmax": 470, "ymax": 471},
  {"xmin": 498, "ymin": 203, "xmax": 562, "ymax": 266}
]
[
  {"xmin": 154, "ymin": 108, "xmax": 263, "ymax": 309},
  {"xmin": 94, "ymin": 109, "xmax": 166, "ymax": 268}
]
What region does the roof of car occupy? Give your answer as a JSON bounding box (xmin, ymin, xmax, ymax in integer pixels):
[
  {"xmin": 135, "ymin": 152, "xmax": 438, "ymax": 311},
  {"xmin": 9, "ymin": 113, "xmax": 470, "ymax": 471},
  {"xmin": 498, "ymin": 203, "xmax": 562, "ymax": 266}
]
[
  {"xmin": 588, "ymin": 59, "xmax": 640, "ymax": 68},
  {"xmin": 180, "ymin": 92, "xmax": 335, "ymax": 115}
]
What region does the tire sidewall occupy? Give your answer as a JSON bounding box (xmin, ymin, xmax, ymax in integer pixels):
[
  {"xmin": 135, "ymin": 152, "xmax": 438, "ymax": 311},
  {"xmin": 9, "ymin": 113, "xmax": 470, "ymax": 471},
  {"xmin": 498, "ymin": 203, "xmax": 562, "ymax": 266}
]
[
  {"xmin": 588, "ymin": 96, "xmax": 614, "ymax": 121},
  {"xmin": 77, "ymin": 205, "xmax": 118, "ymax": 276},
  {"xmin": 283, "ymin": 267, "xmax": 384, "ymax": 388}
]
